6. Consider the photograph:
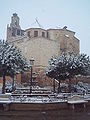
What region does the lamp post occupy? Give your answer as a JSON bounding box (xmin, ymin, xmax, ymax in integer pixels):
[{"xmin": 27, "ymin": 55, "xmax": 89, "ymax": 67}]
[{"xmin": 30, "ymin": 57, "xmax": 34, "ymax": 94}]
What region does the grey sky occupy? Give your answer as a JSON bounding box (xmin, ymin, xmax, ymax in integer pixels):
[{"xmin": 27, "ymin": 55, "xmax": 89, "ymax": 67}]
[{"xmin": 0, "ymin": 0, "xmax": 90, "ymax": 56}]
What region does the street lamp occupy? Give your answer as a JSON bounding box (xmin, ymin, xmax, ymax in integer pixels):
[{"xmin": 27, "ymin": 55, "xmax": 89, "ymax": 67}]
[{"xmin": 30, "ymin": 57, "xmax": 34, "ymax": 94}]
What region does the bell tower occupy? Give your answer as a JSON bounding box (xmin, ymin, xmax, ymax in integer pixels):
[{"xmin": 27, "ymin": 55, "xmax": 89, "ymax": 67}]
[
  {"xmin": 10, "ymin": 13, "xmax": 20, "ymax": 29},
  {"xmin": 7, "ymin": 13, "xmax": 24, "ymax": 41}
]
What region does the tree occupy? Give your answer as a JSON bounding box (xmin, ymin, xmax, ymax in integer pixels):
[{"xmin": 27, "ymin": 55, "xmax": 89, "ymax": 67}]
[
  {"xmin": 0, "ymin": 40, "xmax": 29, "ymax": 93},
  {"xmin": 46, "ymin": 52, "xmax": 90, "ymax": 93}
]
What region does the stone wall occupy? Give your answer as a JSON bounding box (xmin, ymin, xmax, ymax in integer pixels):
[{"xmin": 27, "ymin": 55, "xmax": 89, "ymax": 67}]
[
  {"xmin": 10, "ymin": 37, "xmax": 60, "ymax": 67},
  {"xmin": 9, "ymin": 102, "xmax": 68, "ymax": 111}
]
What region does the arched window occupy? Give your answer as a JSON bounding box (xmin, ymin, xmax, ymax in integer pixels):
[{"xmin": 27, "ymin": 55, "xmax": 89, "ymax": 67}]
[
  {"xmin": 42, "ymin": 32, "xmax": 45, "ymax": 37},
  {"xmin": 27, "ymin": 31, "xmax": 30, "ymax": 38},
  {"xmin": 34, "ymin": 31, "xmax": 38, "ymax": 37},
  {"xmin": 17, "ymin": 29, "xmax": 20, "ymax": 35}
]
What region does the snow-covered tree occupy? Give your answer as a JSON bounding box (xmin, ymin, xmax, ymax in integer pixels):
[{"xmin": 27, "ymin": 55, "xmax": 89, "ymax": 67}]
[
  {"xmin": 46, "ymin": 52, "xmax": 90, "ymax": 93},
  {"xmin": 0, "ymin": 40, "xmax": 29, "ymax": 93}
]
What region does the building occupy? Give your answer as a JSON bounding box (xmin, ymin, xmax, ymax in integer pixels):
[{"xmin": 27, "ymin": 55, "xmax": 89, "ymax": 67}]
[
  {"xmin": 6, "ymin": 13, "xmax": 79, "ymax": 86},
  {"xmin": 7, "ymin": 13, "xmax": 79, "ymax": 68}
]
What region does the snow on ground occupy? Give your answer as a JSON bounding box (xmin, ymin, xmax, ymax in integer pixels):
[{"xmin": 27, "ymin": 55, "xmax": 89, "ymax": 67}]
[{"xmin": 8, "ymin": 95, "xmax": 67, "ymax": 103}]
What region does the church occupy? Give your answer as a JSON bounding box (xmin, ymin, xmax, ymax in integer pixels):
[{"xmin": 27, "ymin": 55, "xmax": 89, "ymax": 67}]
[
  {"xmin": 6, "ymin": 13, "xmax": 79, "ymax": 86},
  {"xmin": 7, "ymin": 13, "xmax": 79, "ymax": 68}
]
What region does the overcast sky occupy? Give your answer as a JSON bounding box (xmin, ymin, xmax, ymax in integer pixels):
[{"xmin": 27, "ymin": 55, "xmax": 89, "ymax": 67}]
[{"xmin": 0, "ymin": 0, "xmax": 90, "ymax": 56}]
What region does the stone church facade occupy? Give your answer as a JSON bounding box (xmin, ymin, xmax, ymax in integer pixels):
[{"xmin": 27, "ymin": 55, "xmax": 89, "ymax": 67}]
[
  {"xmin": 7, "ymin": 13, "xmax": 79, "ymax": 68},
  {"xmin": 6, "ymin": 13, "xmax": 79, "ymax": 86}
]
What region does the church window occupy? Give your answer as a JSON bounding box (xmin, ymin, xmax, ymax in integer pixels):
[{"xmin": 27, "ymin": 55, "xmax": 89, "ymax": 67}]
[
  {"xmin": 34, "ymin": 31, "xmax": 38, "ymax": 37},
  {"xmin": 42, "ymin": 32, "xmax": 45, "ymax": 37},
  {"xmin": 27, "ymin": 31, "xmax": 30, "ymax": 38},
  {"xmin": 12, "ymin": 28, "xmax": 16, "ymax": 36},
  {"xmin": 21, "ymin": 30, "xmax": 24, "ymax": 36},
  {"xmin": 17, "ymin": 29, "xmax": 20, "ymax": 35},
  {"xmin": 15, "ymin": 20, "xmax": 17, "ymax": 26}
]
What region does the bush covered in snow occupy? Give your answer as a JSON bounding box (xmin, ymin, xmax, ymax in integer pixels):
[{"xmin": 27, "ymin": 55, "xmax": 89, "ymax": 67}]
[
  {"xmin": 0, "ymin": 40, "xmax": 29, "ymax": 93},
  {"xmin": 46, "ymin": 52, "xmax": 90, "ymax": 93}
]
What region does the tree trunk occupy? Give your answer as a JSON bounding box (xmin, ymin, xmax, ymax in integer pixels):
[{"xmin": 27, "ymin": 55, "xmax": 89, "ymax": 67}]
[
  {"xmin": 53, "ymin": 79, "xmax": 55, "ymax": 93},
  {"xmin": 69, "ymin": 78, "xmax": 71, "ymax": 93},
  {"xmin": 2, "ymin": 72, "xmax": 6, "ymax": 94},
  {"xmin": 12, "ymin": 74, "xmax": 14, "ymax": 92},
  {"xmin": 58, "ymin": 80, "xmax": 61, "ymax": 93}
]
